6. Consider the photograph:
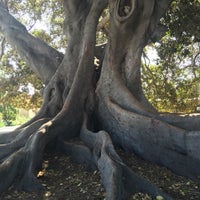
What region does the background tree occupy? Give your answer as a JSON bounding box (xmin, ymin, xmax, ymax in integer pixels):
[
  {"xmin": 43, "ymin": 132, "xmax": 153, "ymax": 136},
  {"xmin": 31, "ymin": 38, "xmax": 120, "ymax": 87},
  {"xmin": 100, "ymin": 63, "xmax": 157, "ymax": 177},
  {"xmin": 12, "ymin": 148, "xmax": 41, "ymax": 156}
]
[
  {"xmin": 0, "ymin": 0, "xmax": 200, "ymax": 199},
  {"xmin": 0, "ymin": 104, "xmax": 17, "ymax": 125},
  {"xmin": 142, "ymin": 0, "xmax": 200, "ymax": 112}
]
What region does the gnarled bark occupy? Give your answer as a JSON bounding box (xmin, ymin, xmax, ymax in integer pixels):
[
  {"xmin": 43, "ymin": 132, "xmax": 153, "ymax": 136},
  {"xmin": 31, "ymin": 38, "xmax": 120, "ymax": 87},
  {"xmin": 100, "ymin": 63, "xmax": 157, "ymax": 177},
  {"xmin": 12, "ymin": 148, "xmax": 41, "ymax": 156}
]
[{"xmin": 0, "ymin": 0, "xmax": 200, "ymax": 199}]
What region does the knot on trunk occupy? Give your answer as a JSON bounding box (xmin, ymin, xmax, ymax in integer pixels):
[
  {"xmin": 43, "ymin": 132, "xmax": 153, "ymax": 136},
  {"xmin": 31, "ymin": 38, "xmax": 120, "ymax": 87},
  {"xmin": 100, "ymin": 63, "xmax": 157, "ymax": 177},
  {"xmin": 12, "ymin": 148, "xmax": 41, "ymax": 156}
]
[{"xmin": 116, "ymin": 0, "xmax": 137, "ymax": 22}]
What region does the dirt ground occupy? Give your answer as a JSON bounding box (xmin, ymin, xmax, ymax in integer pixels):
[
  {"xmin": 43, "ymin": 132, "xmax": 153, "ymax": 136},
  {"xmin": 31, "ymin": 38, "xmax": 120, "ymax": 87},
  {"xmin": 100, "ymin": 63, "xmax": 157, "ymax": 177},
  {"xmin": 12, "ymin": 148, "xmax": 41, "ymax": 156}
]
[{"xmin": 0, "ymin": 149, "xmax": 199, "ymax": 200}]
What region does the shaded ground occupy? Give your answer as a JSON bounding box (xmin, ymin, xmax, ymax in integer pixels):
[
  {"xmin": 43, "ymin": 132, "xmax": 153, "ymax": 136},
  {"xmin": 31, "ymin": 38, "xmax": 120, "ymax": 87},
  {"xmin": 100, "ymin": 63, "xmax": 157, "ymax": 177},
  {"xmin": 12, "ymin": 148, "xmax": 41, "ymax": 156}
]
[
  {"xmin": 0, "ymin": 148, "xmax": 199, "ymax": 200},
  {"xmin": 0, "ymin": 152, "xmax": 105, "ymax": 200}
]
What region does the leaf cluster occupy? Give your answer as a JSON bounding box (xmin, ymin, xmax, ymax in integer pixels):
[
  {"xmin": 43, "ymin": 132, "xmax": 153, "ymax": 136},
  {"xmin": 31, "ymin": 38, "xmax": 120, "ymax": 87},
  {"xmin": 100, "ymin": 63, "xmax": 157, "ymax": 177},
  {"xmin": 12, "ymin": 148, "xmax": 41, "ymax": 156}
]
[{"xmin": 142, "ymin": 0, "xmax": 200, "ymax": 113}]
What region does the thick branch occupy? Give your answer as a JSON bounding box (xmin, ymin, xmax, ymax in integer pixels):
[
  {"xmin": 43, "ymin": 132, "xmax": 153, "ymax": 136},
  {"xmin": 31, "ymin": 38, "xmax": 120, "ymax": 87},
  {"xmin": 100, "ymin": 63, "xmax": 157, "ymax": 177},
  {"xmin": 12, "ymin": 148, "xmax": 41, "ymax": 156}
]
[
  {"xmin": 0, "ymin": 2, "xmax": 63, "ymax": 84},
  {"xmin": 59, "ymin": 0, "xmax": 108, "ymax": 113},
  {"xmin": 62, "ymin": 0, "xmax": 108, "ymax": 90}
]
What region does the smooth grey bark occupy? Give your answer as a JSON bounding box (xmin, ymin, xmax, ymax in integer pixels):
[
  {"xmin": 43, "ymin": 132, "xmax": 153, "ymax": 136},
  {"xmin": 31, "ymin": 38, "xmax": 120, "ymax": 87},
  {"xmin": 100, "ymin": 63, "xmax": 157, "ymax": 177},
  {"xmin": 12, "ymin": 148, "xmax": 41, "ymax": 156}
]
[
  {"xmin": 0, "ymin": 0, "xmax": 200, "ymax": 199},
  {"xmin": 96, "ymin": 0, "xmax": 200, "ymax": 184}
]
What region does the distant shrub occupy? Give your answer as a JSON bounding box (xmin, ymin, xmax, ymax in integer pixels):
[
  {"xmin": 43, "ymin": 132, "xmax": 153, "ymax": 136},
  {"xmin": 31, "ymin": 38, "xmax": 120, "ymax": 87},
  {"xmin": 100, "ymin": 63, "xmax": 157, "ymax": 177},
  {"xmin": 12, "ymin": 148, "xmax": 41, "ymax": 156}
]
[{"xmin": 0, "ymin": 105, "xmax": 18, "ymax": 126}]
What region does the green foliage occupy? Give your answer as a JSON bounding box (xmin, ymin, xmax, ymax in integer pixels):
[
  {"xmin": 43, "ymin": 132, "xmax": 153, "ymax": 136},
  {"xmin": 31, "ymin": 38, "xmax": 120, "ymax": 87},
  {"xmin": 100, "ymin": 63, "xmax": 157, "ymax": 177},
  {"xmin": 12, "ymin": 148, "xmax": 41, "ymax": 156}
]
[
  {"xmin": 96, "ymin": 9, "xmax": 109, "ymax": 44},
  {"xmin": 0, "ymin": 44, "xmax": 43, "ymax": 110},
  {"xmin": 0, "ymin": 121, "xmax": 4, "ymax": 128},
  {"xmin": 142, "ymin": 64, "xmax": 199, "ymax": 113},
  {"xmin": 142, "ymin": 0, "xmax": 200, "ymax": 113},
  {"xmin": 12, "ymin": 114, "xmax": 32, "ymax": 126},
  {"xmin": 0, "ymin": 105, "xmax": 18, "ymax": 126},
  {"xmin": 0, "ymin": 112, "xmax": 4, "ymax": 127}
]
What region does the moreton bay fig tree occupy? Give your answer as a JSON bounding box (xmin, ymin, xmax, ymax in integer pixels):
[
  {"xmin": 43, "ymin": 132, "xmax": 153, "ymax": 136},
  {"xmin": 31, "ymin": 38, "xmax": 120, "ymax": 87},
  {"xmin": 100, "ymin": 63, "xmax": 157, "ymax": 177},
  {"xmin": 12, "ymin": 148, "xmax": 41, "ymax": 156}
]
[{"xmin": 0, "ymin": 0, "xmax": 199, "ymax": 199}]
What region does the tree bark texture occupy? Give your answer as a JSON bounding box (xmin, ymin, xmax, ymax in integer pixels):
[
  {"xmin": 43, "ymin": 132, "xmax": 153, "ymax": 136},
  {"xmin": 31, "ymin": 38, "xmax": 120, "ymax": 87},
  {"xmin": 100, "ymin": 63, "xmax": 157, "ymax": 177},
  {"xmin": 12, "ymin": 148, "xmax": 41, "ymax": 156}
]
[{"xmin": 0, "ymin": 0, "xmax": 200, "ymax": 199}]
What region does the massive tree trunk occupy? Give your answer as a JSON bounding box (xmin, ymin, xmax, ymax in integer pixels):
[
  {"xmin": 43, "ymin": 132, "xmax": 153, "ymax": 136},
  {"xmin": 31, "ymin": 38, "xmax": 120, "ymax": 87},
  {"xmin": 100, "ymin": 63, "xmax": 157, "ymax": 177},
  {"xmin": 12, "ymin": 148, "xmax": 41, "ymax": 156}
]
[{"xmin": 0, "ymin": 0, "xmax": 200, "ymax": 199}]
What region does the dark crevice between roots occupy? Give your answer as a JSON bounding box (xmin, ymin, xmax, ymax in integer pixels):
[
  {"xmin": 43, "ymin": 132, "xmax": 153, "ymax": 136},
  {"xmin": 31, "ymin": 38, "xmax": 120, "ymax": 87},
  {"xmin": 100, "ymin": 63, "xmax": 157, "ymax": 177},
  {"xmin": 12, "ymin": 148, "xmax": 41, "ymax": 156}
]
[{"xmin": 58, "ymin": 137, "xmax": 96, "ymax": 172}]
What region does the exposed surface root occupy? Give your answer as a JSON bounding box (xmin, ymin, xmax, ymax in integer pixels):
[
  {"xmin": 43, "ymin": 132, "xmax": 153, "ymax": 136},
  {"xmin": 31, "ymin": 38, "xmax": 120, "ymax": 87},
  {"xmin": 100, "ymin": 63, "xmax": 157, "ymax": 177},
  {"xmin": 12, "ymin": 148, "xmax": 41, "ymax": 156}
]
[
  {"xmin": 0, "ymin": 106, "xmax": 199, "ymax": 199},
  {"xmin": 97, "ymin": 99, "xmax": 200, "ymax": 183},
  {"xmin": 158, "ymin": 113, "xmax": 200, "ymax": 131},
  {"xmin": 0, "ymin": 119, "xmax": 50, "ymax": 161},
  {"xmin": 0, "ymin": 118, "xmax": 60, "ymax": 193},
  {"xmin": 79, "ymin": 114, "xmax": 173, "ymax": 199},
  {"xmin": 0, "ymin": 149, "xmax": 24, "ymax": 193}
]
